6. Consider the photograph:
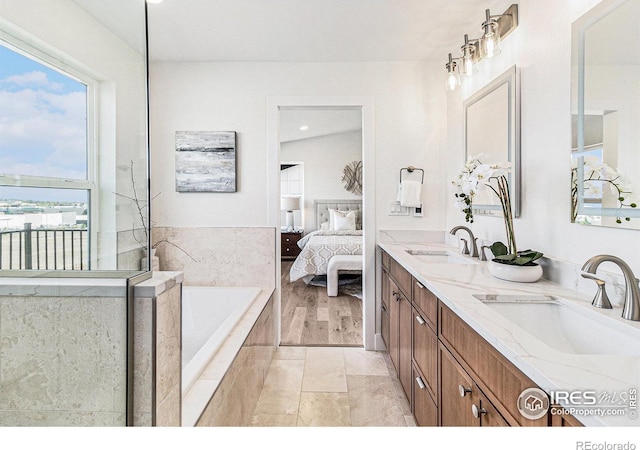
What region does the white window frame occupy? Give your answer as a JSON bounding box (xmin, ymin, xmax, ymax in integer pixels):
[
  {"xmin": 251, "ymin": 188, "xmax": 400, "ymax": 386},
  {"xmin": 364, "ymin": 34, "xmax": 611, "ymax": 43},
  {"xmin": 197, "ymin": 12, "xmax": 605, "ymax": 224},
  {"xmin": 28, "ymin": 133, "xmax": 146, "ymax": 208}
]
[{"xmin": 0, "ymin": 31, "xmax": 98, "ymax": 268}]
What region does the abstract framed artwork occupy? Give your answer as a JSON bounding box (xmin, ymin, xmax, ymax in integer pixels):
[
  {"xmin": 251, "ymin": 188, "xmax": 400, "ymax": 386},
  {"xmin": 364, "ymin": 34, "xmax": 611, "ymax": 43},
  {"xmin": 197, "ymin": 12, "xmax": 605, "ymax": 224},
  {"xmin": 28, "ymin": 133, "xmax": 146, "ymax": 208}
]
[{"xmin": 175, "ymin": 131, "xmax": 237, "ymax": 192}]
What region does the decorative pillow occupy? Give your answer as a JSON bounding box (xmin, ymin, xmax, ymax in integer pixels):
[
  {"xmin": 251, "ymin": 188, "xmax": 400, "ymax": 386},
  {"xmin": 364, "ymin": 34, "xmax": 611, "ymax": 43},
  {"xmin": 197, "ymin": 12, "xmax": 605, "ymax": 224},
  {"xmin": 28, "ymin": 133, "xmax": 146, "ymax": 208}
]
[
  {"xmin": 320, "ymin": 221, "xmax": 330, "ymax": 231},
  {"xmin": 332, "ymin": 210, "xmax": 357, "ymax": 231}
]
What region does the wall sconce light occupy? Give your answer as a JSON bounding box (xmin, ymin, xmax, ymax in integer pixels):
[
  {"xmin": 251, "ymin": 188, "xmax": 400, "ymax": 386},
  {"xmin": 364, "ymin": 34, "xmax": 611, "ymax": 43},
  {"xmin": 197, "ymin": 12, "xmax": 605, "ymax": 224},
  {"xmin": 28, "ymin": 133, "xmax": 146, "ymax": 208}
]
[
  {"xmin": 446, "ymin": 53, "xmax": 461, "ymax": 91},
  {"xmin": 446, "ymin": 4, "xmax": 519, "ymax": 90}
]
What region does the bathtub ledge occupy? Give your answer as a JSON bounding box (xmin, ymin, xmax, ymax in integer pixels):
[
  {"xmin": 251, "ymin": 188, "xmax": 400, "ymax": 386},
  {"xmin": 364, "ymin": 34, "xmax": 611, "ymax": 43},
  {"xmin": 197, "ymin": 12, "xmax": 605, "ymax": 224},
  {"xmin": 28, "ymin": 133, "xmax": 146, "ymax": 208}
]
[{"xmin": 133, "ymin": 271, "xmax": 184, "ymax": 298}]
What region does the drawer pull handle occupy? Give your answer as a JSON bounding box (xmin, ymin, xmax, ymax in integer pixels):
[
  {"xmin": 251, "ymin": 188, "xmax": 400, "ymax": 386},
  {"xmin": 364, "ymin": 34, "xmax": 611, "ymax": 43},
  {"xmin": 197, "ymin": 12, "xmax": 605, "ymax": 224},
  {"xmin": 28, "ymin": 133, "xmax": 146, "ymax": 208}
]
[
  {"xmin": 458, "ymin": 385, "xmax": 472, "ymax": 397},
  {"xmin": 392, "ymin": 291, "xmax": 400, "ymax": 301},
  {"xmin": 415, "ymin": 377, "xmax": 426, "ymax": 390},
  {"xmin": 415, "ymin": 315, "xmax": 426, "ymax": 325},
  {"xmin": 415, "ymin": 281, "xmax": 425, "ymax": 289},
  {"xmin": 381, "ymin": 304, "xmax": 387, "ymax": 313},
  {"xmin": 472, "ymin": 404, "xmax": 487, "ymax": 419}
]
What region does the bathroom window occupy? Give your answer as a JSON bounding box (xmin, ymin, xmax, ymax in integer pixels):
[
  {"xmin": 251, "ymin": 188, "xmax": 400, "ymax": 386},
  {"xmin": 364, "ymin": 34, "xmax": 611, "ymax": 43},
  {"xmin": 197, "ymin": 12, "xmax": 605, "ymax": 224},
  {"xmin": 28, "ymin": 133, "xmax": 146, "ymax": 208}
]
[{"xmin": 0, "ymin": 37, "xmax": 96, "ymax": 269}]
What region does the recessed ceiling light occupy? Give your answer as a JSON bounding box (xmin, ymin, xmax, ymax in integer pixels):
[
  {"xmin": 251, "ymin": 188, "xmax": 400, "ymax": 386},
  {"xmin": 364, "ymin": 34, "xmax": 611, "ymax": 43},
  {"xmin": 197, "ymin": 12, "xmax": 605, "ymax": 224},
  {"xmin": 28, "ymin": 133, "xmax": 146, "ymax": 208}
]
[{"xmin": 299, "ymin": 125, "xmax": 309, "ymax": 131}]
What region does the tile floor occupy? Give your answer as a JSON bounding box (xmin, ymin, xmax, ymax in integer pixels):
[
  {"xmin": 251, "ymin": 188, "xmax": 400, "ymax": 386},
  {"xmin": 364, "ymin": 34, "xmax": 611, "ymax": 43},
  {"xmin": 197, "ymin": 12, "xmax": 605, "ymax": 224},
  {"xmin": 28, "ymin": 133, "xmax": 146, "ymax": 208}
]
[{"xmin": 250, "ymin": 346, "xmax": 415, "ymax": 427}]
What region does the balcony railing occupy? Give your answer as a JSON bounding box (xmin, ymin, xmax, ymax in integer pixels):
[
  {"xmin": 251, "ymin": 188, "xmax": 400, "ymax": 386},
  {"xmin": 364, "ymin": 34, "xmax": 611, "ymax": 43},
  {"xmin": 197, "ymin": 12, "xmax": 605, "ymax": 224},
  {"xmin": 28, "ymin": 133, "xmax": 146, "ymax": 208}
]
[{"xmin": 0, "ymin": 223, "xmax": 88, "ymax": 270}]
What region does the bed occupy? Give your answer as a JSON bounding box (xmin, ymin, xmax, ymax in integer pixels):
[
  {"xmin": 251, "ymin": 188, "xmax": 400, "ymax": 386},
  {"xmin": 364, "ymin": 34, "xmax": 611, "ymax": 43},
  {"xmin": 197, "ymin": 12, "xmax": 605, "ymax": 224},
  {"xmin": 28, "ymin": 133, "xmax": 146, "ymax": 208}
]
[{"xmin": 289, "ymin": 199, "xmax": 363, "ymax": 283}]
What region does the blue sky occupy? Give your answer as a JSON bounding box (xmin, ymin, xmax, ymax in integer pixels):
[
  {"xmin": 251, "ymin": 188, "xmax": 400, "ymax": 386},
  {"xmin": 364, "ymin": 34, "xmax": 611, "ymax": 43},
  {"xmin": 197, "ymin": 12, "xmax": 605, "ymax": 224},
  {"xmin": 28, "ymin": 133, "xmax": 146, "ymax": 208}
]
[{"xmin": 0, "ymin": 43, "xmax": 88, "ymax": 202}]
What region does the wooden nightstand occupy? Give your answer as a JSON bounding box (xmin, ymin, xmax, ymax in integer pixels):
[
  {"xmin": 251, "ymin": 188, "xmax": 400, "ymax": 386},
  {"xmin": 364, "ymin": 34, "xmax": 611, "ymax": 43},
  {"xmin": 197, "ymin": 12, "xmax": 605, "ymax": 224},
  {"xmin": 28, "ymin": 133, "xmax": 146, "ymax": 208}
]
[{"xmin": 281, "ymin": 231, "xmax": 303, "ymax": 260}]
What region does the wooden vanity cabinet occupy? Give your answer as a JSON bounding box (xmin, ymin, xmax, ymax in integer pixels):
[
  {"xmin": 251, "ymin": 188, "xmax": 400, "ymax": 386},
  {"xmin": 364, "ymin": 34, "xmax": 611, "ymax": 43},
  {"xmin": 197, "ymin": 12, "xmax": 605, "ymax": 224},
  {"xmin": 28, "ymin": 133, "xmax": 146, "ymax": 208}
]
[
  {"xmin": 380, "ymin": 250, "xmax": 554, "ymax": 428},
  {"xmin": 439, "ymin": 303, "xmax": 549, "ymax": 427}
]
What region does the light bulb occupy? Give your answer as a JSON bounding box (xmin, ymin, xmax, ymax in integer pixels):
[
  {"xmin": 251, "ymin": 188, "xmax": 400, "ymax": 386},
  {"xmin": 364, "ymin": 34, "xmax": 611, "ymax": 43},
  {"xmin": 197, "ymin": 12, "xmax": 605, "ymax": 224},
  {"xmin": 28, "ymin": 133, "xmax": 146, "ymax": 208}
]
[
  {"xmin": 485, "ymin": 35, "xmax": 497, "ymax": 57},
  {"xmin": 445, "ymin": 53, "xmax": 460, "ymax": 91},
  {"xmin": 447, "ymin": 73, "xmax": 458, "ymax": 91},
  {"xmin": 463, "ymin": 55, "xmax": 474, "ymax": 76}
]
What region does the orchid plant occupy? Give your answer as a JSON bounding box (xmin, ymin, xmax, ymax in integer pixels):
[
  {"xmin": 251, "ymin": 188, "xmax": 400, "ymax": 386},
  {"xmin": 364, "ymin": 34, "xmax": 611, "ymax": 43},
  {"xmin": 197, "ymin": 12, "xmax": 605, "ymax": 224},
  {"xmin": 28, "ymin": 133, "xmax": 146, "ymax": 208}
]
[
  {"xmin": 452, "ymin": 154, "xmax": 543, "ymax": 266},
  {"xmin": 570, "ymin": 156, "xmax": 637, "ymax": 224}
]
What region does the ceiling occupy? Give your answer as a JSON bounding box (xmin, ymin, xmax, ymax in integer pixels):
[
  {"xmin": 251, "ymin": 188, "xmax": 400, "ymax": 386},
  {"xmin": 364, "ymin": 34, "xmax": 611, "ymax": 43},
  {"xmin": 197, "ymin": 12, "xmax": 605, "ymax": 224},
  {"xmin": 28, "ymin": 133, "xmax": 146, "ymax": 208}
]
[
  {"xmin": 146, "ymin": 0, "xmax": 511, "ymax": 62},
  {"xmin": 73, "ymin": 0, "xmax": 146, "ymax": 55}
]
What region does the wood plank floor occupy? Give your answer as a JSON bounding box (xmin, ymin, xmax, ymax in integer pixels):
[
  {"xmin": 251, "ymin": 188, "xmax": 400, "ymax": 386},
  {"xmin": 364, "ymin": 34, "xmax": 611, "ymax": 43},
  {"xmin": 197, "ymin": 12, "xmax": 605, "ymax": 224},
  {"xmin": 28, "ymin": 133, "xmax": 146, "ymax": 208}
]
[{"xmin": 280, "ymin": 261, "xmax": 363, "ymax": 347}]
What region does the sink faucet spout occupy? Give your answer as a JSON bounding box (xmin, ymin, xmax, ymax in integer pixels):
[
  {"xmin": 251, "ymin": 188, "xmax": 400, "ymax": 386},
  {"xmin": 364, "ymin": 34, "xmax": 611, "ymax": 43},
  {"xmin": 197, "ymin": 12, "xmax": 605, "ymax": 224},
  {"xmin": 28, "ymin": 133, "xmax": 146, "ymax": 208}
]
[
  {"xmin": 449, "ymin": 226, "xmax": 479, "ymax": 258},
  {"xmin": 581, "ymin": 254, "xmax": 640, "ymax": 321}
]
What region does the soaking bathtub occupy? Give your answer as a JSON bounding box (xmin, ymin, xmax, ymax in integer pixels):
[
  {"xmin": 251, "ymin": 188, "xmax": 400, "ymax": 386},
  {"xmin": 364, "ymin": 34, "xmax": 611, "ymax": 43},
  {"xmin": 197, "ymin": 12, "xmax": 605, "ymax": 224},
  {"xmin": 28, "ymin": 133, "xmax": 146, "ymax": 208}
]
[{"xmin": 181, "ymin": 285, "xmax": 273, "ymax": 426}]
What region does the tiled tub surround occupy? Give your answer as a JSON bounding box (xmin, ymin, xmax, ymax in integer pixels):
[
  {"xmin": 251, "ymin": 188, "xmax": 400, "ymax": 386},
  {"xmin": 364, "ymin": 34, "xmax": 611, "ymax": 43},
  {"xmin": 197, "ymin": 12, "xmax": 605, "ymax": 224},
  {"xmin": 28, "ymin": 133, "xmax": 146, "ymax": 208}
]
[
  {"xmin": 184, "ymin": 288, "xmax": 275, "ymax": 426},
  {"xmin": 0, "ymin": 278, "xmax": 129, "ymax": 426},
  {"xmin": 378, "ymin": 239, "xmax": 640, "ymax": 426},
  {"xmin": 133, "ymin": 271, "xmax": 184, "ymax": 426},
  {"xmin": 152, "ymin": 227, "xmax": 275, "ymax": 290}
]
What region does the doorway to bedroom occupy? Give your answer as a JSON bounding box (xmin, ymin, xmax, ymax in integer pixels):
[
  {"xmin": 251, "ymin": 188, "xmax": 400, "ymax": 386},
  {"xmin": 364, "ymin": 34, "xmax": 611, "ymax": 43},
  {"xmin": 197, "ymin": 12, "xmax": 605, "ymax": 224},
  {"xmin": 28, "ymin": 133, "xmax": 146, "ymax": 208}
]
[{"xmin": 278, "ymin": 107, "xmax": 364, "ymax": 346}]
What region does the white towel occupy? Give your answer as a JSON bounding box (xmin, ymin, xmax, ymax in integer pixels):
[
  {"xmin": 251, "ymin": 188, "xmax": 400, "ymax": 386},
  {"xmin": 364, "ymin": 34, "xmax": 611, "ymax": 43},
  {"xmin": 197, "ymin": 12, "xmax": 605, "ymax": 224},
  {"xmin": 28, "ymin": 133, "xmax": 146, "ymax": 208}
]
[{"xmin": 398, "ymin": 180, "xmax": 422, "ymax": 208}]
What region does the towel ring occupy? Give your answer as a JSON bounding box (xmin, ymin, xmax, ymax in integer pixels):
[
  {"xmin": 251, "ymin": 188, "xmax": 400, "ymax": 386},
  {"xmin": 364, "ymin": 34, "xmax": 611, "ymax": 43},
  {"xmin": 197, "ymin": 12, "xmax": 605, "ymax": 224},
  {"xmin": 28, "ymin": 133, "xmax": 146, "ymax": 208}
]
[{"xmin": 400, "ymin": 166, "xmax": 424, "ymax": 184}]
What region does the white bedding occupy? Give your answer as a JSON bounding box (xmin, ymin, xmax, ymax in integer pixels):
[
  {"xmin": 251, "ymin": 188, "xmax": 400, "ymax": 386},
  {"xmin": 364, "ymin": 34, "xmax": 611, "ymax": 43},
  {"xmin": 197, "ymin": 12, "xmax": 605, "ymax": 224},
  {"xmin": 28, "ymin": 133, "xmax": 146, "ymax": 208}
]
[{"xmin": 289, "ymin": 230, "xmax": 363, "ymax": 282}]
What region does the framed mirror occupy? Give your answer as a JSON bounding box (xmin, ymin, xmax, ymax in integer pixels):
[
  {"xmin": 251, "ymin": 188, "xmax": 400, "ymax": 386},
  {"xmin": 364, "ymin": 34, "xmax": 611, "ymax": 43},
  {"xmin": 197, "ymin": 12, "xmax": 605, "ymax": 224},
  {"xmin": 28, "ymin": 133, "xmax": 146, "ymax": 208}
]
[
  {"xmin": 571, "ymin": 0, "xmax": 640, "ymax": 229},
  {"xmin": 464, "ymin": 65, "xmax": 521, "ymax": 217}
]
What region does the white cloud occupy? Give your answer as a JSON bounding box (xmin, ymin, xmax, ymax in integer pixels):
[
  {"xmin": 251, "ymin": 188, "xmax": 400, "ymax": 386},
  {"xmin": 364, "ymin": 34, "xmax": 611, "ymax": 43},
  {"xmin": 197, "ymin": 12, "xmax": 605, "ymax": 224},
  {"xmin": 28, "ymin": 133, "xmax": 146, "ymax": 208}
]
[
  {"xmin": 0, "ymin": 86, "xmax": 87, "ymax": 177},
  {"xmin": 1, "ymin": 71, "xmax": 64, "ymax": 91}
]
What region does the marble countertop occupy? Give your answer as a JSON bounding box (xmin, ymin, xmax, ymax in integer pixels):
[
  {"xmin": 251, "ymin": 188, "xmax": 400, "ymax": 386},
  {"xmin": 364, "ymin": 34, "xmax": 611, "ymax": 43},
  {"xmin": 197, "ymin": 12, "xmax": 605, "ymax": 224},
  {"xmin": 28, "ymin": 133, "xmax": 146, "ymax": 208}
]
[{"xmin": 379, "ymin": 241, "xmax": 640, "ymax": 427}]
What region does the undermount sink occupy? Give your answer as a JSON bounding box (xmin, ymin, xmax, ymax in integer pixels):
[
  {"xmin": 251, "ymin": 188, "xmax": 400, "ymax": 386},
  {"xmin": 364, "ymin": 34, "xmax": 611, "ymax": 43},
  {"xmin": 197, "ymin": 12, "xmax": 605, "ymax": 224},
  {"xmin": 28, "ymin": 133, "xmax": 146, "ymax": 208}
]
[
  {"xmin": 405, "ymin": 249, "xmax": 477, "ymax": 265},
  {"xmin": 473, "ymin": 294, "xmax": 640, "ymax": 357}
]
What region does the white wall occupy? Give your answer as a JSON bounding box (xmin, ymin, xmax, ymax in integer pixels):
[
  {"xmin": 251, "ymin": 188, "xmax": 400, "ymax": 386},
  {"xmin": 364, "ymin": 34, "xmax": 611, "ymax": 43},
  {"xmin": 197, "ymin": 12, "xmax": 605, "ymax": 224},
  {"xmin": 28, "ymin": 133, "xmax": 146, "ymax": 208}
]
[
  {"xmin": 281, "ymin": 130, "xmax": 362, "ymax": 232},
  {"xmin": 149, "ymin": 61, "xmax": 446, "ymax": 232},
  {"xmin": 446, "ymin": 0, "xmax": 640, "ymax": 273}
]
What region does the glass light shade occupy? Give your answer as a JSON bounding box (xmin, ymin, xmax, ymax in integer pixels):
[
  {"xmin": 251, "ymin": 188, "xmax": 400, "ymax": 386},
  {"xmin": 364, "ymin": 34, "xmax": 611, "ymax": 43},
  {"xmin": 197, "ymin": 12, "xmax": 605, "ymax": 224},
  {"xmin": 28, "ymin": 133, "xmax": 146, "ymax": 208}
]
[
  {"xmin": 482, "ymin": 20, "xmax": 501, "ymax": 58},
  {"xmin": 460, "ymin": 35, "xmax": 478, "ymax": 77},
  {"xmin": 446, "ymin": 67, "xmax": 460, "ymax": 91}
]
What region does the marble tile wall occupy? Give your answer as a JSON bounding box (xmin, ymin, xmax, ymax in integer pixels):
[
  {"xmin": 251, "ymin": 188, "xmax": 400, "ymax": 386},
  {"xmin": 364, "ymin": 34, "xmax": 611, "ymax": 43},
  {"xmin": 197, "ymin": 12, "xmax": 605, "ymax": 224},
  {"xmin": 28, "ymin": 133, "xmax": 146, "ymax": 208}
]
[
  {"xmin": 195, "ymin": 294, "xmax": 275, "ymax": 426},
  {"xmin": 133, "ymin": 272, "xmax": 183, "ymax": 426},
  {"xmin": 0, "ymin": 293, "xmax": 128, "ymax": 426},
  {"xmin": 152, "ymin": 227, "xmax": 275, "ymax": 291}
]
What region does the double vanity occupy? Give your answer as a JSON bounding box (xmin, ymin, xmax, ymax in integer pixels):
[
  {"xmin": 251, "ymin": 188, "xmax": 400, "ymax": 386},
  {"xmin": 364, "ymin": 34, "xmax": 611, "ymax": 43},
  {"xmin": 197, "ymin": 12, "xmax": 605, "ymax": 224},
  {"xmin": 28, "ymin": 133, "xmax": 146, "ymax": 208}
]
[{"xmin": 378, "ymin": 239, "xmax": 640, "ymax": 427}]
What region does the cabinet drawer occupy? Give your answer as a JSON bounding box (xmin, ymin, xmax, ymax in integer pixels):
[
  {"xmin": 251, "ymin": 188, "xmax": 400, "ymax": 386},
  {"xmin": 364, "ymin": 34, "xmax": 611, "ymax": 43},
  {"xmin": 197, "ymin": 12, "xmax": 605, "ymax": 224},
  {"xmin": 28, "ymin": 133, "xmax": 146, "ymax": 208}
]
[
  {"xmin": 389, "ymin": 257, "xmax": 412, "ymax": 297},
  {"xmin": 282, "ymin": 245, "xmax": 301, "ymax": 256},
  {"xmin": 412, "ymin": 278, "xmax": 437, "ymax": 331},
  {"xmin": 412, "ymin": 306, "xmax": 438, "ymax": 403},
  {"xmin": 439, "ymin": 303, "xmax": 549, "ymax": 427},
  {"xmin": 280, "ymin": 233, "xmax": 302, "ymax": 247},
  {"xmin": 413, "ymin": 364, "xmax": 438, "ymax": 426}
]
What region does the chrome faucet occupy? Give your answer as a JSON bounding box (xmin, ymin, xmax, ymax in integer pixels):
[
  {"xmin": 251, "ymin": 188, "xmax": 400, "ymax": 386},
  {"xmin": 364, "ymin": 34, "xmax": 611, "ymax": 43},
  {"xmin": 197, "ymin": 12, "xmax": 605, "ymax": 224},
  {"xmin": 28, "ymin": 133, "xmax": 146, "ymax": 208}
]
[
  {"xmin": 581, "ymin": 255, "xmax": 640, "ymax": 321},
  {"xmin": 449, "ymin": 226, "xmax": 479, "ymax": 258}
]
